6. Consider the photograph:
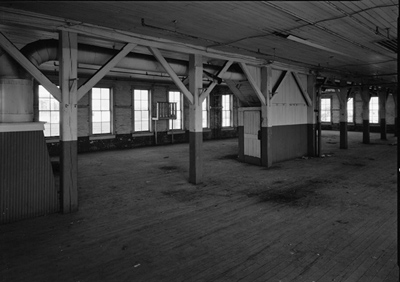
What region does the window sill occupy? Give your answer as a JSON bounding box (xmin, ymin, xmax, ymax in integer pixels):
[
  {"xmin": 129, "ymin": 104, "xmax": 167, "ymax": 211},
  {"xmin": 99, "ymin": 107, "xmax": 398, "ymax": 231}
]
[
  {"xmin": 222, "ymin": 127, "xmax": 235, "ymax": 131},
  {"xmin": 167, "ymin": 130, "xmax": 185, "ymax": 135},
  {"xmin": 203, "ymin": 128, "xmax": 211, "ymax": 132},
  {"xmin": 132, "ymin": 132, "xmax": 154, "ymax": 137},
  {"xmin": 46, "ymin": 138, "xmax": 60, "ymax": 143},
  {"xmin": 89, "ymin": 134, "xmax": 116, "ymax": 140}
]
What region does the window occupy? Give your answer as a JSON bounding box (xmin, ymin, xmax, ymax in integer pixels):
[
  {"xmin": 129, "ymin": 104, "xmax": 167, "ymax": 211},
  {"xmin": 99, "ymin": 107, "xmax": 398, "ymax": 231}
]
[
  {"xmin": 38, "ymin": 85, "xmax": 59, "ymax": 137},
  {"xmin": 222, "ymin": 95, "xmax": 232, "ymax": 127},
  {"xmin": 133, "ymin": 89, "xmax": 150, "ymax": 132},
  {"xmin": 92, "ymin": 87, "xmax": 112, "ymax": 134},
  {"xmin": 320, "ymin": 98, "xmax": 331, "ymax": 122},
  {"xmin": 347, "ymin": 98, "xmax": 354, "ymax": 123},
  {"xmin": 168, "ymin": 91, "xmax": 182, "ymax": 130},
  {"xmin": 369, "ymin": 97, "xmax": 379, "ymax": 123},
  {"xmin": 202, "ymin": 96, "xmax": 209, "ymax": 128}
]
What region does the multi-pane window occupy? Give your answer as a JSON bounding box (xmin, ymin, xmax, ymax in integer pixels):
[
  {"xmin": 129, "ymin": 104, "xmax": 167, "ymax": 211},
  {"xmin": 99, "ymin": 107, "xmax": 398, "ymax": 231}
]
[
  {"xmin": 133, "ymin": 89, "xmax": 150, "ymax": 132},
  {"xmin": 222, "ymin": 95, "xmax": 232, "ymax": 127},
  {"xmin": 92, "ymin": 87, "xmax": 111, "ymax": 134},
  {"xmin": 320, "ymin": 98, "xmax": 331, "ymax": 122},
  {"xmin": 369, "ymin": 97, "xmax": 379, "ymax": 123},
  {"xmin": 202, "ymin": 96, "xmax": 209, "ymax": 128},
  {"xmin": 38, "ymin": 85, "xmax": 59, "ymax": 137},
  {"xmin": 168, "ymin": 91, "xmax": 182, "ymax": 130},
  {"xmin": 347, "ymin": 98, "xmax": 354, "ymax": 123}
]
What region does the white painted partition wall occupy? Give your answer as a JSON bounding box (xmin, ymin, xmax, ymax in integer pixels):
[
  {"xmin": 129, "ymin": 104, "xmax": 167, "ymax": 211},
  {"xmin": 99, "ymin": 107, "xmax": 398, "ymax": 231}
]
[
  {"xmin": 244, "ymin": 110, "xmax": 261, "ymax": 158},
  {"xmin": 270, "ymin": 70, "xmax": 308, "ymax": 126}
]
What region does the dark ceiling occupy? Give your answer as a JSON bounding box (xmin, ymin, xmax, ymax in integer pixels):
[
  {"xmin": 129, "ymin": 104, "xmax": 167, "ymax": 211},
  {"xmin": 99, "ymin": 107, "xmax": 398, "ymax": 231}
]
[{"xmin": 0, "ymin": 1, "xmax": 398, "ymax": 84}]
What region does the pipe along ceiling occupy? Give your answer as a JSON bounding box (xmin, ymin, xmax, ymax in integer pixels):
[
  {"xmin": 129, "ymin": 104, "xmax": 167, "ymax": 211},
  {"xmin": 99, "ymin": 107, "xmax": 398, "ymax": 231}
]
[{"xmin": 0, "ymin": 39, "xmax": 246, "ymax": 81}]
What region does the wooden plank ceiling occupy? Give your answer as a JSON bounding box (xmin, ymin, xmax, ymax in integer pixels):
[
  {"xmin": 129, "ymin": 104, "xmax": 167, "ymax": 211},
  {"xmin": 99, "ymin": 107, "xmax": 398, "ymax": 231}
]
[{"xmin": 0, "ymin": 1, "xmax": 397, "ymax": 84}]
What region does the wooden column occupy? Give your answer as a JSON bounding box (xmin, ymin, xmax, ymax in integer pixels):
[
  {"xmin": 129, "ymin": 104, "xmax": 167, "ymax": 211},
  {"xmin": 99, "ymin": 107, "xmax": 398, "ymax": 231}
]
[
  {"xmin": 316, "ymin": 86, "xmax": 322, "ymax": 157},
  {"xmin": 361, "ymin": 86, "xmax": 371, "ymax": 144},
  {"xmin": 307, "ymin": 75, "xmax": 316, "ymax": 156},
  {"xmin": 260, "ymin": 66, "xmax": 272, "ymax": 167},
  {"xmin": 188, "ymin": 54, "xmax": 203, "ymax": 184},
  {"xmin": 393, "ymin": 88, "xmax": 398, "ymax": 137},
  {"xmin": 337, "ymin": 85, "xmax": 348, "ymax": 149},
  {"xmin": 378, "ymin": 88, "xmax": 388, "ymax": 140},
  {"xmin": 59, "ymin": 31, "xmax": 78, "ymax": 213}
]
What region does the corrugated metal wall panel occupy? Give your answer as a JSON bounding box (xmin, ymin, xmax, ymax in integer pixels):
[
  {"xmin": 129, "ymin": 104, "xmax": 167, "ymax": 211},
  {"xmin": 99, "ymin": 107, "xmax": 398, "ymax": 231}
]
[{"xmin": 0, "ymin": 131, "xmax": 59, "ymax": 224}]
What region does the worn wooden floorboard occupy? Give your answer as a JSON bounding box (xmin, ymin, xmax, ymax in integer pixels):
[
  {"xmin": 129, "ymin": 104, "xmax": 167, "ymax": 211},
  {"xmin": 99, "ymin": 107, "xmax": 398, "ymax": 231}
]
[
  {"xmin": 0, "ymin": 131, "xmax": 398, "ymax": 282},
  {"xmin": 309, "ymin": 215, "xmax": 394, "ymax": 281},
  {"xmin": 357, "ymin": 238, "xmax": 397, "ymax": 282}
]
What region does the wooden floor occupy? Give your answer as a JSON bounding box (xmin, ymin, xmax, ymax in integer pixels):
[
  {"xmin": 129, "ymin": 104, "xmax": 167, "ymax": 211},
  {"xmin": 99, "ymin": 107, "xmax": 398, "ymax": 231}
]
[{"xmin": 1, "ymin": 130, "xmax": 398, "ymax": 281}]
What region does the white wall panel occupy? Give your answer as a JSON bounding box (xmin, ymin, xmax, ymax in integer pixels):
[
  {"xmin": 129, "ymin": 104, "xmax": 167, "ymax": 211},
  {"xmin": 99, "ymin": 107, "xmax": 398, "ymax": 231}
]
[{"xmin": 270, "ymin": 70, "xmax": 308, "ymax": 126}]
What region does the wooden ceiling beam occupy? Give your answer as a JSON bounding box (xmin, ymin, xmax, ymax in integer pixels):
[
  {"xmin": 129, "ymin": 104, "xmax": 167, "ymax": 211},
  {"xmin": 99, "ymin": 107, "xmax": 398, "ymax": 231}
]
[{"xmin": 58, "ymin": 24, "xmax": 267, "ymax": 66}]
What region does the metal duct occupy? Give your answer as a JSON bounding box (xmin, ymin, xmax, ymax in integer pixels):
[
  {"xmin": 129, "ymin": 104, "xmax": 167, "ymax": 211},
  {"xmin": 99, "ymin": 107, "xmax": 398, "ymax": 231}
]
[
  {"xmin": 14, "ymin": 39, "xmax": 245, "ymax": 80},
  {"xmin": 0, "ymin": 50, "xmax": 30, "ymax": 79}
]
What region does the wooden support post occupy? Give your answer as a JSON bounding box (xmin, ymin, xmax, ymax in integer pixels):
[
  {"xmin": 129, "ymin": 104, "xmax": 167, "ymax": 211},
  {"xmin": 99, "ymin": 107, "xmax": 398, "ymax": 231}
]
[
  {"xmin": 337, "ymin": 85, "xmax": 348, "ymax": 149},
  {"xmin": 188, "ymin": 54, "xmax": 203, "ymax": 184},
  {"xmin": 393, "ymin": 88, "xmax": 398, "ymax": 137},
  {"xmin": 307, "ymin": 75, "xmax": 316, "ymax": 156},
  {"xmin": 317, "ymin": 86, "xmax": 322, "ymax": 157},
  {"xmin": 361, "ymin": 86, "xmax": 371, "ymax": 144},
  {"xmin": 260, "ymin": 66, "xmax": 272, "ymax": 167},
  {"xmin": 59, "ymin": 31, "xmax": 78, "ymax": 213},
  {"xmin": 378, "ymin": 88, "xmax": 388, "ymax": 140},
  {"xmin": 315, "ymin": 84, "xmax": 322, "ymax": 157}
]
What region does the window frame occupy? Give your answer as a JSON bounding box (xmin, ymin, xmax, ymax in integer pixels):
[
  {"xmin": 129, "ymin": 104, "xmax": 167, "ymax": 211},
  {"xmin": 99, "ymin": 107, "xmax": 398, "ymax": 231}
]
[
  {"xmin": 347, "ymin": 97, "xmax": 354, "ymax": 123},
  {"xmin": 90, "ymin": 87, "xmax": 113, "ymax": 135},
  {"xmin": 221, "ymin": 94, "xmax": 233, "ymax": 128},
  {"xmin": 202, "ymin": 96, "xmax": 210, "ymax": 129},
  {"xmin": 38, "ymin": 85, "xmax": 60, "ymax": 138},
  {"xmin": 132, "ymin": 88, "xmax": 151, "ymax": 133},
  {"xmin": 168, "ymin": 90, "xmax": 183, "ymax": 130},
  {"xmin": 369, "ymin": 96, "xmax": 379, "ymax": 124},
  {"xmin": 320, "ymin": 97, "xmax": 332, "ymax": 123}
]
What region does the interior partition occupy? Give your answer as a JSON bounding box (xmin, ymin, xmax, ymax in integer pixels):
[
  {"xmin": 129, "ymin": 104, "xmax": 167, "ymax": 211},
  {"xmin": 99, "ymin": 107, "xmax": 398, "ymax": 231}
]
[
  {"xmin": 269, "ymin": 70, "xmax": 310, "ymax": 163},
  {"xmin": 0, "ymin": 124, "xmax": 58, "ymax": 224}
]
